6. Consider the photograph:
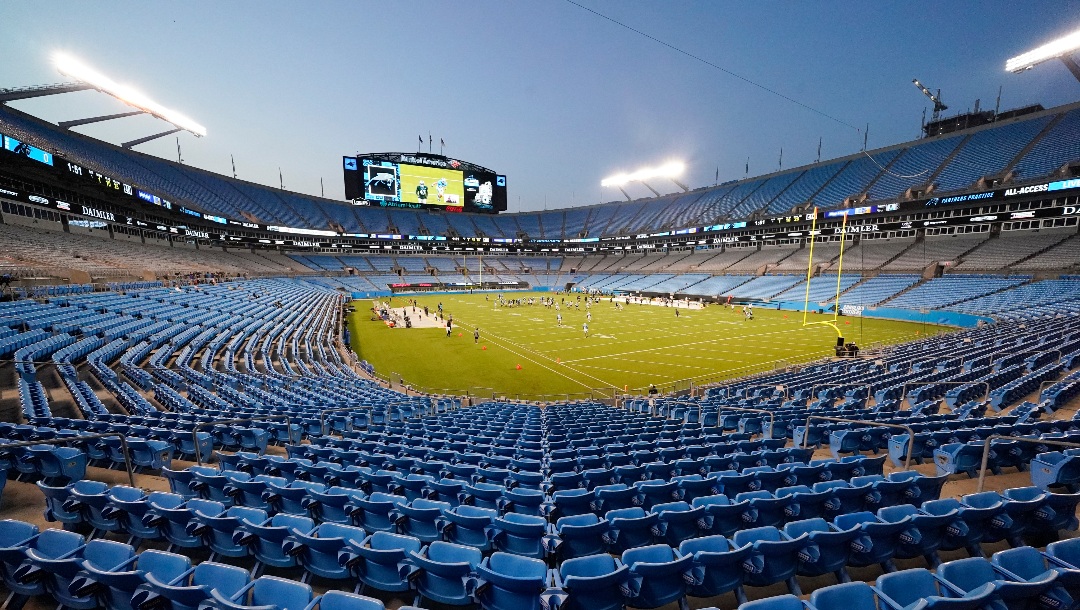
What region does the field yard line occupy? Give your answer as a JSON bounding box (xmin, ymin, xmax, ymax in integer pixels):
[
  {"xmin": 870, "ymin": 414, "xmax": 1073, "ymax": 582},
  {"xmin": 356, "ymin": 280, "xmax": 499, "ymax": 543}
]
[
  {"xmin": 520, "ymin": 320, "xmax": 800, "ymax": 348},
  {"xmin": 452, "ymin": 315, "xmax": 618, "ymax": 390},
  {"xmin": 559, "ymin": 325, "xmax": 827, "ymax": 362}
]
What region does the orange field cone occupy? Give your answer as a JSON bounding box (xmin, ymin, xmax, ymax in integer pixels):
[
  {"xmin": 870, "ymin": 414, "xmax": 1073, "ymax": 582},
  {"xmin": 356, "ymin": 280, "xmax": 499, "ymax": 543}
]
[
  {"xmin": 556, "ymin": 357, "xmax": 561, "ymax": 363},
  {"xmin": 458, "ymin": 332, "xmax": 462, "ymax": 336},
  {"xmin": 516, "ymin": 364, "xmax": 522, "ymax": 370},
  {"xmin": 482, "ymin": 345, "xmax": 487, "ymax": 350}
]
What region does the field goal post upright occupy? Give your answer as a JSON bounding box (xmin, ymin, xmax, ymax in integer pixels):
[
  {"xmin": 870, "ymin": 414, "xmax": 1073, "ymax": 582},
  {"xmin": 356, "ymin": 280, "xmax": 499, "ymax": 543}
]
[{"xmin": 801, "ymin": 207, "xmax": 846, "ymax": 338}]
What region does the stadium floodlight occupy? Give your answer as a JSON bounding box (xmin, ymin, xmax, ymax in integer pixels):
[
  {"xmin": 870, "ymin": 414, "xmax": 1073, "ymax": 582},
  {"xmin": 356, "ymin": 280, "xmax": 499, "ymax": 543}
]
[
  {"xmin": 601, "ymin": 161, "xmax": 685, "ymax": 187},
  {"xmin": 1005, "ymin": 28, "xmax": 1080, "ymax": 82},
  {"xmin": 53, "ymin": 52, "xmax": 207, "ymax": 137}
]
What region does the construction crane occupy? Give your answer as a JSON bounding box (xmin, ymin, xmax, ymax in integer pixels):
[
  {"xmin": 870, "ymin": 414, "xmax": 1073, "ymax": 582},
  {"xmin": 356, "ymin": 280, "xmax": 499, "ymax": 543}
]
[{"xmin": 913, "ymin": 78, "xmax": 948, "ymax": 122}]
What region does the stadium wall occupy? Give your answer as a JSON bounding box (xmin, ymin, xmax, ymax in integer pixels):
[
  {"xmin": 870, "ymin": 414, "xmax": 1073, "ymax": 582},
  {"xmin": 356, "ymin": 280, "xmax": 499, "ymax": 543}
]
[{"xmin": 840, "ymin": 304, "xmax": 993, "ymax": 327}]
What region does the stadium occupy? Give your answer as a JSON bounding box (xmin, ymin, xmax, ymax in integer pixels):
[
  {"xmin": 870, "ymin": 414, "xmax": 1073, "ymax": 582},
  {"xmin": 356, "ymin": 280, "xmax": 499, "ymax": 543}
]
[{"xmin": 2, "ymin": 4, "xmax": 1080, "ymax": 610}]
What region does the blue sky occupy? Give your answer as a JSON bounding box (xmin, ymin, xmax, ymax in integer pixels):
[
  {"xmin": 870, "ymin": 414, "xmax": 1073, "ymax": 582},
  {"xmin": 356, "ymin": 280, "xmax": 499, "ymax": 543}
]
[{"xmin": 4, "ymin": 1, "xmax": 1079, "ymax": 212}]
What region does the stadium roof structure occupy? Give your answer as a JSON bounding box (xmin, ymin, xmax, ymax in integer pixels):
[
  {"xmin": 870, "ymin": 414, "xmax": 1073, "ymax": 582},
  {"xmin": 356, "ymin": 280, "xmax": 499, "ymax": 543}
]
[
  {"xmin": 0, "ymin": 53, "xmax": 206, "ymax": 150},
  {"xmin": 1, "ymin": 97, "xmax": 1079, "ymax": 242}
]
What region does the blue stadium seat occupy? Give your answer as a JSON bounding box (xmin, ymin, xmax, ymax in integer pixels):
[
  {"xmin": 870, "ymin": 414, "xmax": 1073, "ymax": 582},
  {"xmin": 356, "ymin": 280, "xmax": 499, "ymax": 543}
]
[
  {"xmin": 650, "ymin": 501, "xmax": 707, "ymax": 546},
  {"xmin": 692, "ymin": 494, "xmax": 748, "ymax": 538},
  {"xmin": 938, "ymin": 556, "xmax": 1057, "ymax": 610},
  {"xmin": 553, "ymin": 553, "xmax": 629, "ymax": 610},
  {"xmin": 678, "ymin": 535, "xmax": 750, "ymax": 603},
  {"xmin": 19, "ymin": 536, "xmax": 132, "ymax": 610},
  {"xmin": 782, "ymin": 517, "xmax": 855, "ymax": 584},
  {"xmin": 73, "ymin": 548, "xmax": 190, "ymax": 610},
  {"xmin": 410, "ymin": 541, "xmax": 483, "ymax": 607},
  {"xmin": 0, "ymin": 519, "xmax": 42, "ymax": 608},
  {"xmin": 205, "ymin": 575, "xmax": 314, "ymax": 610},
  {"xmin": 226, "ymin": 474, "xmax": 288, "ymax": 513},
  {"xmin": 306, "ymin": 591, "xmax": 385, "ymax": 610},
  {"xmin": 960, "ymin": 491, "xmax": 1028, "ymax": 547},
  {"xmin": 397, "ymin": 498, "xmax": 452, "ymax": 543},
  {"xmin": 431, "ymin": 498, "xmax": 492, "ymax": 542},
  {"xmin": 554, "ymin": 513, "xmax": 609, "ymax": 560},
  {"xmin": 349, "ymin": 492, "xmax": 406, "ymax": 534},
  {"xmin": 992, "ymin": 546, "xmax": 1073, "ymax": 608},
  {"xmin": 875, "ymin": 566, "xmax": 993, "ymax": 610},
  {"xmin": 731, "ymin": 526, "xmax": 802, "ymax": 596},
  {"xmin": 474, "ymin": 552, "xmax": 551, "ymax": 610},
  {"xmin": 283, "ymin": 521, "xmax": 367, "ymax": 583},
  {"xmin": 491, "ymin": 512, "xmax": 555, "ymax": 559},
  {"xmin": 1046, "ymin": 537, "xmax": 1080, "ymax": 597},
  {"xmin": 620, "ymin": 544, "xmax": 694, "ymax": 610},
  {"xmin": 832, "ymin": 511, "xmax": 906, "ymax": 572},
  {"xmin": 603, "ymin": 507, "xmax": 658, "ymax": 553},
  {"xmin": 340, "ymin": 531, "xmax": 422, "ymax": 595},
  {"xmin": 738, "ymin": 594, "xmax": 806, "ymax": 610},
  {"xmin": 237, "ymin": 512, "xmax": 316, "ymax": 572},
  {"xmin": 144, "ymin": 495, "xmax": 221, "ymax": 552},
  {"xmin": 193, "ymin": 506, "xmax": 267, "ymax": 561},
  {"xmin": 877, "ymin": 504, "xmax": 949, "ymax": 568},
  {"xmin": 66, "ymin": 479, "xmax": 123, "ymax": 536}
]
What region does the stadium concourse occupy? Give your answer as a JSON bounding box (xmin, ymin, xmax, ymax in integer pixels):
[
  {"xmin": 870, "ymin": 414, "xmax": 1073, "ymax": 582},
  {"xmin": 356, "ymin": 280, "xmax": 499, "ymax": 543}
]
[{"xmin": 4, "ymin": 96, "xmax": 1080, "ymax": 610}]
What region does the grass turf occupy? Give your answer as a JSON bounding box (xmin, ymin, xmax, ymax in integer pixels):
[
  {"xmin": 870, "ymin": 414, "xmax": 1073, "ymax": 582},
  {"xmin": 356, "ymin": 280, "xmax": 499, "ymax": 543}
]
[{"xmin": 346, "ymin": 292, "xmax": 951, "ymax": 399}]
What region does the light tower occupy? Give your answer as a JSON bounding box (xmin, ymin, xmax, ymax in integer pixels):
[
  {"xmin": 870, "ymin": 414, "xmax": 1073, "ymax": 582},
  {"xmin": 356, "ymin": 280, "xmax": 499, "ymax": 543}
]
[
  {"xmin": 1006, "ymin": 28, "xmax": 1080, "ymax": 84},
  {"xmin": 0, "ymin": 53, "xmax": 207, "ymax": 150}
]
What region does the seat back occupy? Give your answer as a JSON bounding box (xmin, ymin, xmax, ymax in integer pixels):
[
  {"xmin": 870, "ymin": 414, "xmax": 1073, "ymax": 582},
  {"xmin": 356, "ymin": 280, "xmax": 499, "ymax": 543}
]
[{"xmin": 809, "ymin": 580, "xmax": 877, "ymax": 610}]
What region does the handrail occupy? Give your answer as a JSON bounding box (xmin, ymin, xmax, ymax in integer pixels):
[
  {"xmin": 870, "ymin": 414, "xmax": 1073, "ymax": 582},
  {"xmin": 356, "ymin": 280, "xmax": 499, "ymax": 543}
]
[
  {"xmin": 976, "ymin": 435, "xmax": 1080, "ymax": 492},
  {"xmin": 901, "ymin": 380, "xmax": 990, "ymax": 410},
  {"xmin": 1038, "ymin": 378, "xmax": 1067, "ymax": 403},
  {"xmin": 0, "ymin": 432, "xmax": 135, "ymax": 487},
  {"xmin": 801, "ymin": 416, "xmax": 915, "ymax": 470},
  {"xmin": 192, "ymin": 415, "xmax": 291, "ymax": 465}
]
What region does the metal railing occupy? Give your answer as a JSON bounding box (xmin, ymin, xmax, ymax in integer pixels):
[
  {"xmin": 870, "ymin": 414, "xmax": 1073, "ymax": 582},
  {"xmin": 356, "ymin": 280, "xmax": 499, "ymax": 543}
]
[
  {"xmin": 1038, "ymin": 379, "xmax": 1069, "ymax": 404},
  {"xmin": 192, "ymin": 415, "xmax": 291, "ymax": 465},
  {"xmin": 976, "ymin": 435, "xmax": 1080, "ymax": 492},
  {"xmin": 800, "ymin": 416, "xmax": 915, "ymax": 470},
  {"xmin": 0, "ymin": 432, "xmax": 135, "ymax": 487}
]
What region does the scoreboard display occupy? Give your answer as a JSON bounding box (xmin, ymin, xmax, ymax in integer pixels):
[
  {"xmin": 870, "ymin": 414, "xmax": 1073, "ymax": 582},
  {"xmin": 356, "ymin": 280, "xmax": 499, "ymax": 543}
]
[{"xmin": 343, "ymin": 152, "xmax": 506, "ymax": 213}]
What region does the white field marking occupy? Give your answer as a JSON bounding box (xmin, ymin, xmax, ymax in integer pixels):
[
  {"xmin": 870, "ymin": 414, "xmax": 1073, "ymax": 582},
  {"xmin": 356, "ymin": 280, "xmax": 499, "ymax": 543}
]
[
  {"xmin": 451, "ymin": 315, "xmax": 619, "ymax": 389},
  {"xmin": 449, "ymin": 298, "xmax": 923, "ymax": 370},
  {"xmin": 510, "ymin": 327, "xmax": 829, "ymax": 355},
  {"xmin": 592, "ymin": 357, "xmax": 717, "ymax": 371},
  {"xmin": 558, "ymin": 325, "xmax": 839, "ymax": 362}
]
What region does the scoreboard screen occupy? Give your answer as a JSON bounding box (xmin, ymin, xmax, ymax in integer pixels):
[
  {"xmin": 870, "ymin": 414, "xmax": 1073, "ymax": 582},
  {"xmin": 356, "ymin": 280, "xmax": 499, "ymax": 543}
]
[{"xmin": 344, "ymin": 152, "xmax": 506, "ymax": 213}]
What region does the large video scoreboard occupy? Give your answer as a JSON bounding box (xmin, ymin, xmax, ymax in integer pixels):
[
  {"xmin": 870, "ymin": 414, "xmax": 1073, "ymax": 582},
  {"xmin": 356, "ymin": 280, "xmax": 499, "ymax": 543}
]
[{"xmin": 343, "ymin": 152, "xmax": 507, "ymax": 213}]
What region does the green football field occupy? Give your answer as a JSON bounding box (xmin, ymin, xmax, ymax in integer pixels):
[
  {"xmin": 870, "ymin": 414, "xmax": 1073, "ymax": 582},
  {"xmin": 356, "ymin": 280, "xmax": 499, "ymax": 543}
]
[{"xmin": 346, "ymin": 292, "xmax": 951, "ymax": 400}]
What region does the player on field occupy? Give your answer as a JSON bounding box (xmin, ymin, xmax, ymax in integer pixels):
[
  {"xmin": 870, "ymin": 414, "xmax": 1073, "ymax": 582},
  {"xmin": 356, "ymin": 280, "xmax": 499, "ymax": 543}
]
[
  {"xmin": 583, "ymin": 322, "xmax": 589, "ymax": 338},
  {"xmin": 557, "ymin": 313, "xmax": 563, "ymax": 326}
]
